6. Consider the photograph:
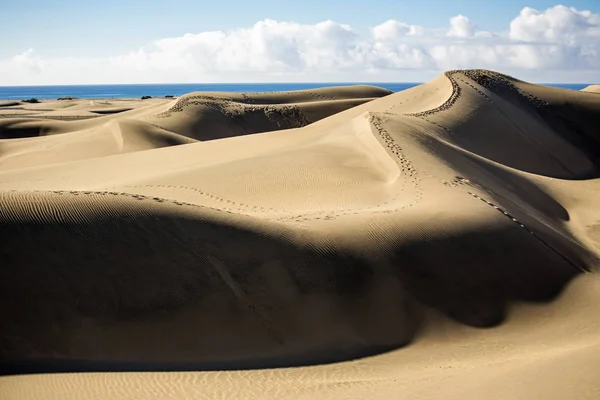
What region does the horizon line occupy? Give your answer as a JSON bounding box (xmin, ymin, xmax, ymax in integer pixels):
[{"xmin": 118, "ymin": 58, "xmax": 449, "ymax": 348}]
[
  {"xmin": 1, "ymin": 82, "xmax": 425, "ymax": 88},
  {"xmin": 0, "ymin": 81, "xmax": 595, "ymax": 88}
]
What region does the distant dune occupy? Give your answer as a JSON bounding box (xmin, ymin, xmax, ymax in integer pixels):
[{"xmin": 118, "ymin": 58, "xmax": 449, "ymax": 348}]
[
  {"xmin": 582, "ymin": 84, "xmax": 600, "ymax": 93},
  {"xmin": 1, "ymin": 70, "xmax": 599, "ymax": 400},
  {"xmin": 0, "ymin": 86, "xmax": 390, "ymax": 170}
]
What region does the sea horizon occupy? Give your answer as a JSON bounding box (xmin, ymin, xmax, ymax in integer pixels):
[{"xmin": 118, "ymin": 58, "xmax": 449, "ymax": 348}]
[{"xmin": 0, "ymin": 82, "xmax": 592, "ymax": 100}]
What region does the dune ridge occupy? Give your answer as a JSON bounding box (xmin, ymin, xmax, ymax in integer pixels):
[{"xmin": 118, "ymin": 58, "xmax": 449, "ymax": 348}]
[
  {"xmin": 1, "ymin": 70, "xmax": 600, "ymax": 399},
  {"xmin": 582, "ymin": 84, "xmax": 600, "ymax": 93},
  {"xmin": 0, "ymin": 86, "xmax": 390, "ymax": 170}
]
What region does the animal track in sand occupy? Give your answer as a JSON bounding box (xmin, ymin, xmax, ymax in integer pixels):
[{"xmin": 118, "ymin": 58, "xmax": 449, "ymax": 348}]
[
  {"xmin": 384, "ymin": 87, "xmax": 441, "ymax": 114},
  {"xmin": 460, "ymin": 69, "xmax": 548, "ymax": 109},
  {"xmin": 120, "ymin": 184, "xmax": 281, "ymax": 214},
  {"xmin": 242, "ymin": 90, "xmax": 337, "ymax": 102},
  {"xmin": 454, "ymin": 76, "xmax": 494, "ymax": 103},
  {"xmin": 153, "ymin": 95, "xmax": 310, "ymax": 131},
  {"xmin": 445, "ymin": 175, "xmax": 586, "ymax": 273},
  {"xmin": 156, "ymin": 89, "xmax": 339, "ymax": 119},
  {"xmin": 451, "ymin": 73, "xmax": 571, "ymax": 171},
  {"xmin": 2, "ymin": 189, "xmax": 236, "ymax": 215},
  {"xmin": 466, "ymin": 190, "xmax": 585, "ymax": 273},
  {"xmin": 300, "ymin": 69, "xmax": 568, "ymax": 227},
  {"xmin": 276, "ymin": 113, "xmax": 424, "ymax": 222},
  {"xmin": 18, "ymin": 71, "xmax": 551, "ymax": 226},
  {"xmin": 404, "ymin": 71, "xmax": 462, "ymax": 118},
  {"xmin": 401, "ymin": 70, "xmax": 552, "ymax": 137}
]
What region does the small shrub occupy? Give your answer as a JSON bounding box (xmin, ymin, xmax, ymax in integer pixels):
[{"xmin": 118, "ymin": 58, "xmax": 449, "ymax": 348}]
[
  {"xmin": 141, "ymin": 95, "xmax": 152, "ymax": 100},
  {"xmin": 165, "ymin": 95, "xmax": 174, "ymax": 98},
  {"xmin": 22, "ymin": 98, "xmax": 40, "ymax": 103},
  {"xmin": 57, "ymin": 96, "xmax": 78, "ymax": 100}
]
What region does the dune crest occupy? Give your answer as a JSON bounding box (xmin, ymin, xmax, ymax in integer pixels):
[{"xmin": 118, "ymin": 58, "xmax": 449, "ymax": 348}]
[
  {"xmin": 1, "ymin": 70, "xmax": 600, "ymax": 398},
  {"xmin": 0, "ymin": 86, "xmax": 390, "ymax": 170},
  {"xmin": 582, "ymin": 84, "xmax": 600, "ymax": 93}
]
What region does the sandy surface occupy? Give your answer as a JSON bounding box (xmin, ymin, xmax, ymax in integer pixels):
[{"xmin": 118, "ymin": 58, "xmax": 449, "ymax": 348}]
[
  {"xmin": 582, "ymin": 84, "xmax": 600, "ymax": 93},
  {"xmin": 1, "ymin": 70, "xmax": 599, "ymax": 399},
  {"xmin": 0, "ymin": 86, "xmax": 390, "ymax": 170}
]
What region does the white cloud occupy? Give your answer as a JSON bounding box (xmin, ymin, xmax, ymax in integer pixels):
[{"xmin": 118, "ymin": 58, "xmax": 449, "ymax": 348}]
[
  {"xmin": 1, "ymin": 5, "xmax": 599, "ymax": 85},
  {"xmin": 12, "ymin": 49, "xmax": 43, "ymax": 73},
  {"xmin": 372, "ymin": 20, "xmax": 424, "ymax": 40},
  {"xmin": 447, "ymin": 15, "xmax": 476, "ymax": 38},
  {"xmin": 108, "ymin": 19, "xmax": 360, "ymax": 75},
  {"xmin": 509, "ymin": 5, "xmax": 600, "ymax": 43}
]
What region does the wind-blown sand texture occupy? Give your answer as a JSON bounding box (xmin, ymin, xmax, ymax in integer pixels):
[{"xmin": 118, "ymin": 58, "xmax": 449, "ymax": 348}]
[{"xmin": 1, "ymin": 70, "xmax": 600, "ymax": 399}]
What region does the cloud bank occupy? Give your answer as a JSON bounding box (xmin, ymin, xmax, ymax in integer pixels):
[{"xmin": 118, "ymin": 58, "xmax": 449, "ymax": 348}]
[{"xmin": 1, "ymin": 5, "xmax": 599, "ymax": 85}]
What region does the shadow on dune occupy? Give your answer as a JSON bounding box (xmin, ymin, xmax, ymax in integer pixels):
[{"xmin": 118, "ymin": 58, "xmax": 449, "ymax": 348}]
[
  {"xmin": 0, "ymin": 122, "xmax": 48, "ymax": 139},
  {"xmin": 0, "ymin": 192, "xmax": 584, "ymax": 374},
  {"xmin": 458, "ymin": 70, "xmax": 600, "ymax": 177},
  {"xmin": 90, "ymin": 108, "xmax": 133, "ymax": 115},
  {"xmin": 537, "ymin": 98, "xmax": 600, "ymax": 171},
  {"xmin": 391, "ymin": 228, "xmax": 580, "ymax": 328}
]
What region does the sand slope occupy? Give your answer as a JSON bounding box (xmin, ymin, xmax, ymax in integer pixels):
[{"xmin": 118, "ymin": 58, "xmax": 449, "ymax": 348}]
[
  {"xmin": 2, "ymin": 274, "xmax": 599, "ymax": 400},
  {"xmin": 0, "ymin": 86, "xmax": 390, "ymax": 170},
  {"xmin": 1, "ymin": 70, "xmax": 600, "ymax": 399},
  {"xmin": 582, "ymin": 84, "xmax": 600, "ymax": 93}
]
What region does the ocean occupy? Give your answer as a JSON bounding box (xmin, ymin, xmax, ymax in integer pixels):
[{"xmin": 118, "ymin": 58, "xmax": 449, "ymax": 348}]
[{"xmin": 0, "ymin": 83, "xmax": 590, "ymax": 100}]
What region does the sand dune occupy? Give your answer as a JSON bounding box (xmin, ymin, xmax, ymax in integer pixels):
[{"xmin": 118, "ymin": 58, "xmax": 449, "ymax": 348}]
[
  {"xmin": 1, "ymin": 70, "xmax": 600, "ymax": 399},
  {"xmin": 0, "ymin": 86, "xmax": 390, "ymax": 170},
  {"xmin": 2, "ymin": 274, "xmax": 599, "ymax": 400},
  {"xmin": 582, "ymin": 84, "xmax": 600, "ymax": 93}
]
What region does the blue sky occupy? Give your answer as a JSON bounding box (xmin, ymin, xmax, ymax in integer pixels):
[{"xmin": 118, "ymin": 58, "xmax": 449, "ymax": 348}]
[{"xmin": 1, "ymin": 1, "xmax": 599, "ymax": 84}]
